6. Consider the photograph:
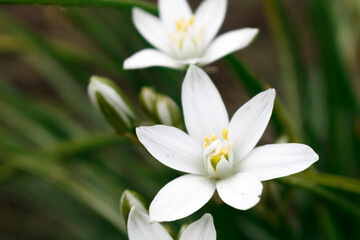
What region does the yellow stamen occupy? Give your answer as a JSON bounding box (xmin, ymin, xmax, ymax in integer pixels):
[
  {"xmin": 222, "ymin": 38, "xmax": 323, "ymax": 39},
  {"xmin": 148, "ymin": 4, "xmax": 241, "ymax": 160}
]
[
  {"xmin": 211, "ymin": 134, "xmax": 217, "ymax": 142},
  {"xmin": 219, "ymin": 149, "xmax": 227, "ymax": 155},
  {"xmin": 204, "ymin": 136, "xmax": 210, "ymax": 148},
  {"xmin": 189, "ymin": 16, "xmax": 195, "ymax": 26},
  {"xmin": 176, "ymin": 17, "xmax": 185, "ymax": 32},
  {"xmin": 222, "ymin": 128, "xmax": 229, "ymax": 140},
  {"xmin": 175, "ymin": 16, "xmax": 195, "ymax": 33}
]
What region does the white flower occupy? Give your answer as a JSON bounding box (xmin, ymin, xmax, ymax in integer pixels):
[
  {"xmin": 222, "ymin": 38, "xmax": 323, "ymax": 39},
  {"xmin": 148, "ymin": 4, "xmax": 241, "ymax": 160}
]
[
  {"xmin": 124, "ymin": 0, "xmax": 258, "ymax": 70},
  {"xmin": 136, "ymin": 65, "xmax": 319, "ymax": 222},
  {"xmin": 128, "ymin": 207, "xmax": 216, "ymax": 240}
]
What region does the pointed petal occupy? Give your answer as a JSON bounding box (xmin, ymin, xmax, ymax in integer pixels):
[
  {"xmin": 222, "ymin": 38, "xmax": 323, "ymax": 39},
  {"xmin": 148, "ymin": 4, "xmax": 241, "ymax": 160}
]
[
  {"xmin": 179, "ymin": 34, "xmax": 199, "ymax": 60},
  {"xmin": 136, "ymin": 125, "xmax": 205, "ymax": 175},
  {"xmin": 216, "ymin": 172, "xmax": 263, "ymax": 210},
  {"xmin": 132, "ymin": 8, "xmax": 173, "ymax": 54},
  {"xmin": 228, "ymin": 89, "xmax": 275, "ymax": 163},
  {"xmin": 128, "ymin": 208, "xmax": 173, "ymax": 240},
  {"xmin": 179, "ymin": 213, "xmax": 216, "ymax": 240},
  {"xmin": 194, "ymin": 0, "xmax": 227, "ymax": 47},
  {"xmin": 150, "ymin": 174, "xmax": 216, "ymax": 222},
  {"xmin": 124, "ymin": 49, "xmax": 184, "ymax": 70},
  {"xmin": 215, "ymin": 157, "xmax": 232, "ymax": 179},
  {"xmin": 159, "ymin": 0, "xmax": 192, "ymax": 30},
  {"xmin": 239, "ymin": 143, "xmax": 319, "ymax": 181},
  {"xmin": 182, "ymin": 65, "xmax": 229, "ymax": 144},
  {"xmin": 199, "ymin": 28, "xmax": 259, "ymax": 66}
]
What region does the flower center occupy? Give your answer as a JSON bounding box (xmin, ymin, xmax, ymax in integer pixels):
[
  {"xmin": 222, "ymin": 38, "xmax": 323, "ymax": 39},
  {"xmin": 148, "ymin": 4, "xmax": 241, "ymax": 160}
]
[
  {"xmin": 203, "ymin": 128, "xmax": 233, "ymax": 176},
  {"xmin": 175, "ymin": 16, "xmax": 195, "ymax": 34},
  {"xmin": 168, "ymin": 16, "xmax": 204, "ymax": 54}
]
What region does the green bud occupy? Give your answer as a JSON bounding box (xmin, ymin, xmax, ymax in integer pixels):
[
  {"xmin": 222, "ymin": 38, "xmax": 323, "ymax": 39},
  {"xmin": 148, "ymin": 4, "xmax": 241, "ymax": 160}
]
[
  {"xmin": 139, "ymin": 86, "xmax": 183, "ymax": 128},
  {"xmin": 88, "ymin": 76, "xmax": 136, "ymax": 133},
  {"xmin": 155, "ymin": 94, "xmax": 183, "ymax": 128},
  {"xmin": 119, "ymin": 190, "xmax": 147, "ymax": 223},
  {"xmin": 139, "ymin": 87, "xmax": 157, "ymax": 118}
]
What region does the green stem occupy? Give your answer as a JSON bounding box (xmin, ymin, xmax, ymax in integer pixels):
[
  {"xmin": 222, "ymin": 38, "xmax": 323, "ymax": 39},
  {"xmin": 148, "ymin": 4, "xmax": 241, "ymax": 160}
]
[
  {"xmin": 278, "ymin": 176, "xmax": 360, "ymax": 218},
  {"xmin": 0, "ymin": 0, "xmax": 157, "ymax": 13},
  {"xmin": 291, "ymin": 172, "xmax": 360, "ymax": 195},
  {"xmin": 277, "ymin": 177, "xmax": 360, "ymax": 218}
]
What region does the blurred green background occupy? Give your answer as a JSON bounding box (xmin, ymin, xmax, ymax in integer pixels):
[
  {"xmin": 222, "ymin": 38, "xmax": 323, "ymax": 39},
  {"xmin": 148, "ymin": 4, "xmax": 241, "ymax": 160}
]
[{"xmin": 0, "ymin": 0, "xmax": 359, "ymax": 239}]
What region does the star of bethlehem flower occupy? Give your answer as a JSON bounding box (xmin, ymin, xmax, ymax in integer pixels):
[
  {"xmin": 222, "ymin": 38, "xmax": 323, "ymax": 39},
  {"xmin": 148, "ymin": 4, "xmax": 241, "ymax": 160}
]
[
  {"xmin": 136, "ymin": 65, "xmax": 319, "ymax": 222},
  {"xmin": 124, "ymin": 0, "xmax": 259, "ymax": 70},
  {"xmin": 128, "ymin": 207, "xmax": 216, "ymax": 240}
]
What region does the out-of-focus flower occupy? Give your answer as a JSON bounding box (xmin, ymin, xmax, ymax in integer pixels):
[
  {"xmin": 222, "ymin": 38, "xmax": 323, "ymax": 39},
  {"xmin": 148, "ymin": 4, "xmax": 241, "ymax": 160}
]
[
  {"xmin": 124, "ymin": 0, "xmax": 258, "ymax": 70},
  {"xmin": 88, "ymin": 76, "xmax": 137, "ymax": 133},
  {"xmin": 128, "ymin": 208, "xmax": 216, "ymax": 240},
  {"xmin": 136, "ymin": 65, "xmax": 319, "ymax": 222}
]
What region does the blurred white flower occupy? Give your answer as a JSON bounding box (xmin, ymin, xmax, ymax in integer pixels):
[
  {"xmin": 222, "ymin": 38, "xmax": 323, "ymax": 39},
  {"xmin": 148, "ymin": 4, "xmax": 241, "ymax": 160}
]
[
  {"xmin": 128, "ymin": 207, "xmax": 216, "ymax": 240},
  {"xmin": 136, "ymin": 65, "xmax": 319, "ymax": 222},
  {"xmin": 124, "ymin": 0, "xmax": 258, "ymax": 70}
]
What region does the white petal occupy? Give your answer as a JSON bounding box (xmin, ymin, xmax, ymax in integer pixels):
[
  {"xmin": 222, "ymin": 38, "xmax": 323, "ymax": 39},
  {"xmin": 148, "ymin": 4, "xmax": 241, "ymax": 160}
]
[
  {"xmin": 182, "ymin": 65, "xmax": 229, "ymax": 144},
  {"xmin": 228, "ymin": 89, "xmax": 276, "ymax": 163},
  {"xmin": 239, "ymin": 143, "xmax": 319, "ymax": 181},
  {"xmin": 150, "ymin": 174, "xmax": 216, "ymax": 222},
  {"xmin": 136, "ymin": 125, "xmax": 205, "ymax": 175},
  {"xmin": 199, "ymin": 28, "xmax": 259, "ymax": 66},
  {"xmin": 159, "ymin": 0, "xmax": 192, "ymax": 30},
  {"xmin": 194, "ymin": 0, "xmax": 227, "ymax": 48},
  {"xmin": 124, "ymin": 49, "xmax": 184, "ymax": 70},
  {"xmin": 215, "ymin": 157, "xmax": 232, "ymax": 179},
  {"xmin": 132, "ymin": 8, "xmax": 173, "ymax": 54},
  {"xmin": 128, "ymin": 208, "xmax": 173, "ymax": 240},
  {"xmin": 179, "ymin": 213, "xmax": 216, "ymax": 240},
  {"xmin": 216, "ymin": 172, "xmax": 263, "ymax": 210}
]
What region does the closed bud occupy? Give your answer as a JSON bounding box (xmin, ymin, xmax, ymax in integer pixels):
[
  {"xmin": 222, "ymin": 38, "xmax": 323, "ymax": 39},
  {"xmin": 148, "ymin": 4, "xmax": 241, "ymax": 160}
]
[
  {"xmin": 155, "ymin": 94, "xmax": 183, "ymax": 128},
  {"xmin": 88, "ymin": 76, "xmax": 136, "ymax": 133},
  {"xmin": 139, "ymin": 87, "xmax": 157, "ymax": 118},
  {"xmin": 119, "ymin": 190, "xmax": 147, "ymax": 223},
  {"xmin": 139, "ymin": 87, "xmax": 183, "ymax": 128}
]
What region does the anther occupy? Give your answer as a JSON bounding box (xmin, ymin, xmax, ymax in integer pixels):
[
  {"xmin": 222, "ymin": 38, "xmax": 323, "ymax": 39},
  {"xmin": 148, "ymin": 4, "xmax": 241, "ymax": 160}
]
[
  {"xmin": 211, "ymin": 134, "xmax": 217, "ymax": 142},
  {"xmin": 189, "ymin": 16, "xmax": 195, "ymax": 26},
  {"xmin": 219, "ymin": 149, "xmax": 227, "ymax": 154},
  {"xmin": 222, "ymin": 128, "xmax": 229, "ymax": 140},
  {"xmin": 204, "ymin": 136, "xmax": 210, "ymax": 148}
]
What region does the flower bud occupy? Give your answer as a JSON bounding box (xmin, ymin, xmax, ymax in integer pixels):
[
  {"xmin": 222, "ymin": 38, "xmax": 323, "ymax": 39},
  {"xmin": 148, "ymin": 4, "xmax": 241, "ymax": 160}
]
[
  {"xmin": 119, "ymin": 190, "xmax": 147, "ymax": 223},
  {"xmin": 139, "ymin": 87, "xmax": 157, "ymax": 118},
  {"xmin": 139, "ymin": 87, "xmax": 183, "ymax": 128},
  {"xmin": 88, "ymin": 76, "xmax": 136, "ymax": 133},
  {"xmin": 155, "ymin": 94, "xmax": 183, "ymax": 128}
]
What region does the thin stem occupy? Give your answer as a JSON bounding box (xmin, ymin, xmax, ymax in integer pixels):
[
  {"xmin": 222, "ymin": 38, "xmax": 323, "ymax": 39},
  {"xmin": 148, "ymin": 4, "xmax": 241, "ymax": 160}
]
[
  {"xmin": 291, "ymin": 172, "xmax": 360, "ymax": 195},
  {"xmin": 278, "ymin": 176, "xmax": 360, "ymax": 218}
]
